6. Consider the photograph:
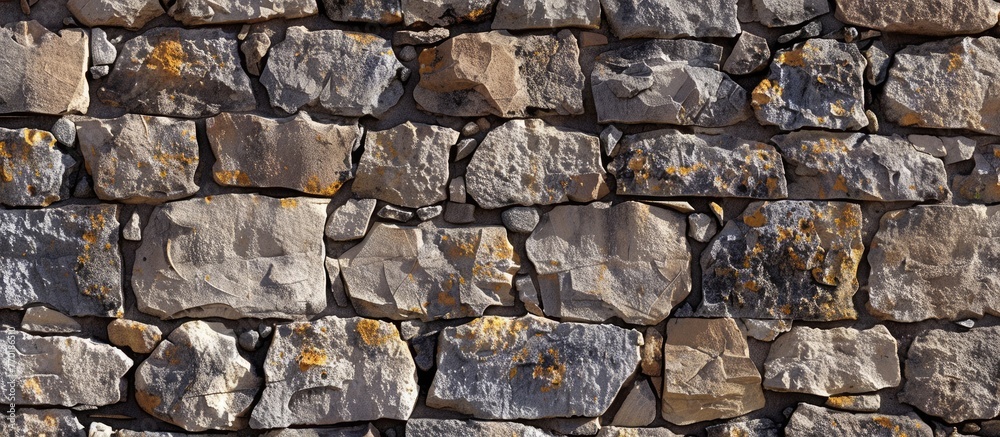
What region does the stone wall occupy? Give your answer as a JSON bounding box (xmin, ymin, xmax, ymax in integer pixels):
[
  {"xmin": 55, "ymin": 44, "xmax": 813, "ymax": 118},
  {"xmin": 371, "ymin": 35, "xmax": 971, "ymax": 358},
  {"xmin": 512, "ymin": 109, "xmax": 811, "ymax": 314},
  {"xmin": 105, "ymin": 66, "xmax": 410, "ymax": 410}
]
[{"xmin": 0, "ymin": 0, "xmax": 997, "ymax": 436}]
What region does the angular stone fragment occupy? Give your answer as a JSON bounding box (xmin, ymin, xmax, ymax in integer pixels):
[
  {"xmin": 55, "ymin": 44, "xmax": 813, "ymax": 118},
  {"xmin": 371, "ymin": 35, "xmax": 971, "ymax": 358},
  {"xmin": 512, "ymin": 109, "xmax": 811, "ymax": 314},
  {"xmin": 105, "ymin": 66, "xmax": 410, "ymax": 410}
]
[
  {"xmin": 407, "ymin": 419, "xmax": 553, "ymax": 436},
  {"xmin": 826, "ymin": 394, "xmax": 881, "ymax": 413},
  {"xmin": 502, "ymin": 207, "xmax": 540, "ymax": 234},
  {"xmin": 2, "ymin": 331, "xmax": 131, "ymax": 407},
  {"xmin": 741, "ymin": 319, "xmax": 791, "ymax": 342},
  {"xmin": 167, "ymin": 0, "xmax": 318, "ymax": 25},
  {"xmin": 943, "ymin": 136, "xmax": 978, "ymax": 164},
  {"xmin": 602, "ymin": 0, "xmax": 739, "ymax": 38},
  {"xmin": 108, "ymin": 318, "xmax": 162, "ymax": 354},
  {"xmin": 378, "ymin": 204, "xmax": 413, "ymax": 222},
  {"xmin": 262, "ymin": 27, "xmax": 405, "ymax": 117},
  {"xmin": 724, "ymin": 32, "xmax": 770, "ymax": 75},
  {"xmin": 466, "ymin": 119, "xmax": 606, "ymax": 208},
  {"xmin": 339, "ymin": 223, "xmax": 518, "ymax": 320},
  {"xmin": 207, "ymin": 112, "xmax": 359, "ymax": 196},
  {"xmin": 597, "ymin": 427, "xmax": 679, "ymax": 437},
  {"xmin": 751, "ymin": 0, "xmax": 829, "ymax": 27},
  {"xmin": 0, "ymin": 127, "xmax": 76, "ymax": 207},
  {"xmin": 868, "ymin": 205, "xmax": 1000, "ymax": 322},
  {"xmin": 698, "ymin": 201, "xmax": 863, "ymax": 321},
  {"xmin": 394, "ymin": 28, "xmax": 449, "ymax": 46},
  {"xmin": 76, "ymin": 114, "xmax": 199, "ymax": 204},
  {"xmin": 325, "ymin": 0, "xmax": 403, "ymax": 24},
  {"xmin": 864, "ymin": 40, "xmax": 891, "ymax": 86},
  {"xmin": 612, "ymin": 380, "xmax": 657, "ymax": 426},
  {"xmin": 688, "ymin": 213, "xmax": 718, "ymax": 243},
  {"xmin": 706, "ymin": 419, "xmax": 779, "ymax": 437},
  {"xmin": 773, "ymin": 131, "xmax": 949, "ymax": 202},
  {"xmin": 0, "ymin": 409, "xmax": 85, "ymax": 436},
  {"xmin": 753, "ymin": 39, "xmax": 868, "ymax": 131},
  {"xmin": 326, "ymin": 198, "xmax": 377, "ymax": 241},
  {"xmin": 0, "ymin": 205, "xmax": 123, "ymax": 317},
  {"xmin": 527, "ymin": 202, "xmax": 690, "ymax": 325},
  {"xmin": 0, "ymin": 21, "xmax": 89, "ymax": 115},
  {"xmin": 492, "ymin": 0, "xmax": 600, "ymax": 30},
  {"xmin": 641, "ymin": 327, "xmax": 663, "ymax": 376},
  {"xmin": 402, "ymin": 0, "xmax": 496, "ymax": 25},
  {"xmin": 835, "ymin": 0, "xmax": 1000, "ymax": 35},
  {"xmin": 353, "ymin": 122, "xmax": 458, "ymax": 208},
  {"xmin": 21, "ymin": 306, "xmax": 81, "ymax": 334},
  {"xmin": 415, "ymin": 31, "xmax": 584, "ymax": 117},
  {"xmin": 123, "ymin": 212, "xmax": 142, "ymax": 241},
  {"xmin": 592, "ymin": 40, "xmax": 749, "ymax": 126},
  {"xmin": 611, "ymin": 129, "xmax": 786, "ymax": 199},
  {"xmin": 251, "ymin": 316, "xmax": 418, "ymax": 428},
  {"xmin": 263, "ymin": 424, "xmax": 381, "ymax": 437},
  {"xmin": 90, "ymin": 28, "xmax": 117, "ymax": 66},
  {"xmin": 133, "ymin": 194, "xmax": 329, "ymax": 320},
  {"xmin": 428, "ymin": 315, "xmax": 642, "ymax": 419},
  {"xmin": 955, "ymin": 145, "xmax": 1000, "ymax": 204},
  {"xmin": 785, "ymin": 404, "xmax": 932, "ymax": 436},
  {"xmin": 67, "ymin": 0, "xmax": 165, "ymax": 29}
]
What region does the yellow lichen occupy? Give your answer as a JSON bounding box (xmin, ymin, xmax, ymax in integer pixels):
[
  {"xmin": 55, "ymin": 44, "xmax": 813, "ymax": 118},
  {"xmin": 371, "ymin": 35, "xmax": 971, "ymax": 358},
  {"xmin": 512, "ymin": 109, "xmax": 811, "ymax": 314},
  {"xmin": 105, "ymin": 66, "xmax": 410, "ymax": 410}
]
[
  {"xmin": 297, "ymin": 345, "xmax": 328, "ymax": 371},
  {"xmin": 356, "ymin": 318, "xmax": 395, "ymax": 346},
  {"xmin": 742, "ymin": 208, "xmax": 767, "ymax": 227},
  {"xmin": 279, "ymin": 198, "xmax": 298, "ymax": 208},
  {"xmin": 146, "ymin": 39, "xmax": 187, "ymax": 77}
]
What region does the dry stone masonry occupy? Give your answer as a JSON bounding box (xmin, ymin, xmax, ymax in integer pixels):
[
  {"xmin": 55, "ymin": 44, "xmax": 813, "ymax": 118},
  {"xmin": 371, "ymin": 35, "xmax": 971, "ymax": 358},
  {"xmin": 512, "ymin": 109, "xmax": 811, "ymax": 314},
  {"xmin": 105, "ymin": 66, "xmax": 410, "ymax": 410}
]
[{"xmin": 2, "ymin": 0, "xmax": 999, "ymax": 435}]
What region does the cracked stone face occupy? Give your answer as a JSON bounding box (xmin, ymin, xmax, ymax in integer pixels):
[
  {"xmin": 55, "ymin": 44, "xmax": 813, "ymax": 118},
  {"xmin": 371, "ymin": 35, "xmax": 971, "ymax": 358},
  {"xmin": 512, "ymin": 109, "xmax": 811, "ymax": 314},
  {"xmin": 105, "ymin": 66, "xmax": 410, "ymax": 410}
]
[
  {"xmin": 0, "ymin": 127, "xmax": 76, "ymax": 207},
  {"xmin": 0, "ymin": 21, "xmax": 90, "ymax": 115}
]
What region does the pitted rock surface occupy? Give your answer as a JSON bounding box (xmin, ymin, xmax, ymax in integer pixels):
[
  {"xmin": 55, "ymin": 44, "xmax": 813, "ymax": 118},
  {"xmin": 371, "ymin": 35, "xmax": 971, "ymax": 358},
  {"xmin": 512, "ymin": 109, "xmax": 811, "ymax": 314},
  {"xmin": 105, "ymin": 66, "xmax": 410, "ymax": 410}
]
[
  {"xmin": 407, "ymin": 418, "xmax": 554, "ymax": 436},
  {"xmin": 0, "ymin": 409, "xmax": 86, "ymax": 436},
  {"xmin": 353, "ymin": 122, "xmax": 458, "ymax": 208},
  {"xmin": 834, "ymin": 0, "xmax": 1000, "ymax": 35},
  {"xmin": 784, "ymin": 403, "xmax": 932, "ymax": 436},
  {"xmin": 167, "ymin": 0, "xmax": 318, "ymax": 25},
  {"xmin": 492, "ymin": 0, "xmax": 600, "ymax": 30},
  {"xmin": 751, "ymin": 0, "xmax": 829, "ymax": 27},
  {"xmin": 601, "ymin": 0, "xmax": 739, "ymax": 39},
  {"xmin": 67, "ymin": 0, "xmax": 165, "ymax": 29},
  {"xmin": 0, "ymin": 21, "xmax": 89, "ymax": 115},
  {"xmin": 323, "ymin": 0, "xmax": 404, "ymax": 24},
  {"xmin": 0, "ymin": 127, "xmax": 76, "ymax": 207}
]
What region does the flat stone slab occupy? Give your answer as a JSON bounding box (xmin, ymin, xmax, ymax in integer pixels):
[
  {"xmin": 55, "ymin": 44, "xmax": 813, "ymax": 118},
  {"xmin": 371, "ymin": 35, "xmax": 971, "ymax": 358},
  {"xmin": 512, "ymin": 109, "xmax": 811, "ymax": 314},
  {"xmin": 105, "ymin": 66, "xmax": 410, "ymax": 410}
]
[
  {"xmin": 407, "ymin": 419, "xmax": 553, "ymax": 436},
  {"xmin": 0, "ymin": 127, "xmax": 76, "ymax": 207},
  {"xmin": 323, "ymin": 0, "xmax": 403, "ymax": 24},
  {"xmin": 492, "ymin": 0, "xmax": 600, "ymax": 30},
  {"xmin": 263, "ymin": 424, "xmax": 380, "ymax": 437},
  {"xmin": 0, "ymin": 21, "xmax": 89, "ymax": 115},
  {"xmin": 133, "ymin": 194, "xmax": 329, "ymax": 320},
  {"xmin": 353, "ymin": 122, "xmax": 458, "ymax": 208},
  {"xmin": 750, "ymin": 0, "xmax": 828, "ymax": 27},
  {"xmin": 0, "ymin": 409, "xmax": 85, "ymax": 436},
  {"xmin": 785, "ymin": 404, "xmax": 932, "ymax": 436},
  {"xmin": 834, "ymin": 0, "xmax": 1000, "ymax": 35},
  {"xmin": 67, "ymin": 0, "xmax": 165, "ymax": 29},
  {"xmin": 601, "ymin": 0, "xmax": 739, "ymax": 38},
  {"xmin": 167, "ymin": 0, "xmax": 318, "ymax": 25}
]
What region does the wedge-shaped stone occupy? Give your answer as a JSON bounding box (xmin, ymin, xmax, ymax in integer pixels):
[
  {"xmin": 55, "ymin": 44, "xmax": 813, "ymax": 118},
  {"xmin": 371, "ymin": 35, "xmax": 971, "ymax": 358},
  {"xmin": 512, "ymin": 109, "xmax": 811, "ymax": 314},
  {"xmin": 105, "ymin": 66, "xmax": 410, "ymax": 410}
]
[
  {"xmin": 99, "ymin": 27, "xmax": 255, "ymax": 118},
  {"xmin": 402, "ymin": 0, "xmax": 497, "ymax": 26},
  {"xmin": 612, "ymin": 129, "xmax": 786, "ymax": 199},
  {"xmin": 428, "ymin": 315, "xmax": 641, "ymax": 419},
  {"xmin": 869, "ymin": 205, "xmax": 1000, "ymax": 322},
  {"xmin": 467, "ymin": 119, "xmax": 606, "ymax": 209},
  {"xmin": 493, "ymin": 0, "xmax": 600, "ymax": 29},
  {"xmin": 764, "ymin": 326, "xmax": 900, "ymax": 396},
  {"xmin": 753, "ymin": 39, "xmax": 867, "ymax": 131},
  {"xmin": 339, "ymin": 223, "xmax": 519, "ymax": 321},
  {"xmin": 0, "ymin": 21, "xmax": 89, "ymax": 115},
  {"xmin": 408, "ymin": 419, "xmax": 553, "ymax": 436},
  {"xmin": 698, "ymin": 201, "xmax": 863, "ymax": 321},
  {"xmin": 207, "ymin": 112, "xmax": 359, "ymax": 196},
  {"xmin": 67, "ymin": 0, "xmax": 165, "ymax": 29},
  {"xmin": 262, "ymin": 27, "xmax": 405, "ymax": 117},
  {"xmin": 593, "ymin": 40, "xmax": 749, "ymax": 126},
  {"xmin": 773, "ymin": 131, "xmax": 949, "ymax": 201},
  {"xmin": 250, "ymin": 316, "xmax": 418, "ymax": 428},
  {"xmin": 661, "ymin": 318, "xmax": 765, "ymax": 425},
  {"xmin": 133, "ymin": 194, "xmax": 329, "ymax": 320},
  {"xmin": 0, "ymin": 409, "xmax": 85, "ymax": 436},
  {"xmin": 955, "ymin": 144, "xmax": 1000, "ymax": 204},
  {"xmin": 835, "ymin": 0, "xmax": 1000, "ymax": 35},
  {"xmin": 527, "ymin": 202, "xmax": 690, "ymax": 325},
  {"xmin": 76, "ymin": 114, "xmax": 199, "ymax": 204},
  {"xmin": 601, "ymin": 0, "xmax": 739, "ymax": 38},
  {"xmin": 785, "ymin": 404, "xmax": 932, "ymax": 437},
  {"xmin": 2, "ymin": 331, "xmax": 132, "ymax": 407},
  {"xmin": 168, "ymin": 0, "xmax": 318, "ymax": 25},
  {"xmin": 0, "ymin": 205, "xmax": 122, "ymax": 317},
  {"xmin": 353, "ymin": 122, "xmax": 458, "ymax": 208},
  {"xmin": 323, "ymin": 0, "xmax": 403, "ymax": 24},
  {"xmin": 0, "ymin": 128, "xmax": 76, "ymax": 207},
  {"xmin": 415, "ymin": 31, "xmax": 584, "ymax": 117}
]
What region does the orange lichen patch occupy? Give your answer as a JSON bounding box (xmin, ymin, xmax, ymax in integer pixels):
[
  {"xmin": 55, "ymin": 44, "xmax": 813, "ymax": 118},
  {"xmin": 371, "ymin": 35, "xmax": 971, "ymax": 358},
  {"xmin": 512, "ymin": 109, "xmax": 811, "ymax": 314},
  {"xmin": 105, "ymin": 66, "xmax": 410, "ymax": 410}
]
[
  {"xmin": 437, "ymin": 291, "xmax": 457, "ymax": 306},
  {"xmin": 832, "ymin": 175, "xmax": 850, "ymax": 193},
  {"xmin": 508, "ymin": 367, "xmax": 518, "ymax": 379},
  {"xmin": 304, "ymin": 175, "xmax": 343, "ymax": 196},
  {"xmin": 153, "ymin": 152, "xmax": 197, "ymax": 169},
  {"xmin": 947, "ymin": 52, "xmax": 964, "ymax": 73},
  {"xmin": 826, "ymin": 395, "xmax": 856, "ymax": 409},
  {"xmin": 873, "ymin": 416, "xmax": 903, "ymax": 434},
  {"xmin": 292, "ymin": 322, "xmax": 312, "ymax": 336},
  {"xmin": 23, "ymin": 129, "xmax": 55, "ymax": 147},
  {"xmin": 898, "ymin": 112, "xmax": 923, "ymax": 126},
  {"xmin": 777, "ymin": 48, "xmax": 806, "ymax": 67},
  {"xmin": 297, "ymin": 345, "xmax": 328, "ymax": 371},
  {"xmin": 279, "ymin": 198, "xmax": 299, "ymax": 208},
  {"xmin": 136, "ymin": 390, "xmax": 162, "ymax": 411},
  {"xmin": 458, "ymin": 316, "xmax": 528, "ymax": 352},
  {"xmin": 751, "ymin": 79, "xmax": 782, "ymax": 107},
  {"xmin": 664, "ymin": 162, "xmax": 707, "ymax": 177},
  {"xmin": 345, "ymin": 32, "xmax": 381, "ymax": 45},
  {"xmin": 532, "ymin": 348, "xmax": 566, "ymax": 393},
  {"xmin": 418, "ymin": 47, "xmax": 443, "ymax": 74},
  {"xmin": 742, "ymin": 208, "xmax": 767, "ymax": 227},
  {"xmin": 146, "ymin": 39, "xmax": 187, "ymax": 77},
  {"xmin": 829, "ymin": 101, "xmax": 848, "ymax": 117},
  {"xmin": 779, "ymin": 304, "xmax": 793, "ymax": 315},
  {"xmin": 22, "ymin": 377, "xmax": 42, "ymax": 396},
  {"xmin": 465, "ymin": 7, "xmax": 488, "ymax": 20},
  {"xmin": 42, "ymin": 414, "xmax": 58, "ymax": 428},
  {"xmin": 214, "ymin": 169, "xmax": 252, "ymax": 186},
  {"xmin": 356, "ymin": 319, "xmax": 395, "ymax": 346},
  {"xmin": 744, "ymin": 280, "xmax": 760, "ymax": 292}
]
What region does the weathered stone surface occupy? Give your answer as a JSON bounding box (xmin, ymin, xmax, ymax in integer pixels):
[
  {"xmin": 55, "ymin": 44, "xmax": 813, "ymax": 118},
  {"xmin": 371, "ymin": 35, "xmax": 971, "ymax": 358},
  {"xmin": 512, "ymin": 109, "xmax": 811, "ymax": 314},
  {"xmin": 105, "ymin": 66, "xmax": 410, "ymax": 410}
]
[
  {"xmin": 251, "ymin": 316, "xmax": 418, "ymax": 428},
  {"xmin": 596, "ymin": 427, "xmax": 679, "ymax": 437},
  {"xmin": 530, "ymin": 417, "xmax": 600, "ymax": 435},
  {"xmin": 3, "ymin": 331, "xmax": 131, "ymax": 407},
  {"xmin": 67, "ymin": 0, "xmax": 165, "ymax": 29},
  {"xmin": 688, "ymin": 213, "xmax": 718, "ymax": 243},
  {"xmin": 868, "ymin": 205, "xmax": 1000, "ymax": 322},
  {"xmin": 706, "ymin": 419, "xmax": 779, "ymax": 437},
  {"xmin": 0, "ymin": 409, "xmax": 85, "ymax": 436},
  {"xmin": 263, "ymin": 424, "xmax": 380, "ymax": 437},
  {"xmin": 133, "ymin": 194, "xmax": 329, "ymax": 320},
  {"xmin": 21, "ymin": 306, "xmax": 81, "ymax": 334},
  {"xmin": 262, "ymin": 27, "xmax": 405, "ymax": 117},
  {"xmin": 415, "ymin": 31, "xmax": 584, "ymax": 117},
  {"xmin": 955, "ymin": 145, "xmax": 1000, "ymax": 204},
  {"xmin": 448, "ymin": 177, "xmax": 466, "ymax": 203},
  {"xmin": 378, "ymin": 204, "xmax": 414, "ymax": 222},
  {"xmin": 428, "ymin": 315, "xmax": 642, "ymax": 419},
  {"xmin": 724, "ymin": 32, "xmax": 770, "ymax": 75},
  {"xmin": 353, "ymin": 122, "xmax": 458, "ymax": 208},
  {"xmin": 407, "ymin": 419, "xmax": 553, "ymax": 436},
  {"xmin": 466, "ymin": 119, "xmax": 606, "ymax": 208},
  {"xmin": 326, "ymin": 198, "xmax": 377, "ymax": 241},
  {"xmin": 865, "ymin": 40, "xmax": 891, "ymax": 86},
  {"xmin": 612, "ymin": 380, "xmax": 656, "ymax": 426},
  {"xmin": 76, "ymin": 114, "xmax": 199, "ymax": 204},
  {"xmin": 602, "ymin": 0, "xmax": 739, "ymax": 38},
  {"xmin": 91, "ymin": 28, "xmax": 117, "ymax": 66},
  {"xmin": 752, "ymin": 39, "xmax": 868, "ymax": 131},
  {"xmin": 338, "ymin": 223, "xmax": 519, "ymax": 321},
  {"xmin": 740, "ymin": 319, "xmax": 791, "ymax": 342},
  {"xmin": 167, "ymin": 0, "xmax": 318, "ymax": 25},
  {"xmin": 137, "ymin": 321, "xmax": 260, "ymax": 431},
  {"xmin": 641, "ymin": 327, "xmax": 663, "ymax": 376},
  {"xmin": 611, "ymin": 129, "xmax": 786, "ymax": 199},
  {"xmin": 208, "ymin": 112, "xmax": 358, "ymax": 196},
  {"xmin": 325, "ymin": 0, "xmax": 403, "ymax": 24},
  {"xmin": 751, "ymin": 0, "xmax": 828, "ymax": 27},
  {"xmin": 826, "ymin": 394, "xmax": 881, "ymax": 413},
  {"xmin": 108, "ymin": 318, "xmax": 163, "ymax": 354},
  {"xmin": 661, "ymin": 318, "xmax": 764, "ymax": 425},
  {"xmin": 242, "ymin": 31, "xmax": 271, "ymax": 76},
  {"xmin": 835, "ymin": 0, "xmax": 1000, "ymax": 35},
  {"xmin": 698, "ymin": 201, "xmax": 863, "ymax": 321},
  {"xmin": 502, "ymin": 206, "xmax": 540, "ymax": 234},
  {"xmin": 0, "ymin": 127, "xmax": 76, "ymax": 207},
  {"xmin": 773, "ymin": 131, "xmax": 950, "ymax": 202},
  {"xmin": 492, "ymin": 0, "xmax": 600, "ymax": 30},
  {"xmin": 123, "ymin": 212, "xmax": 143, "ymax": 241},
  {"xmin": 402, "ymin": 0, "xmax": 496, "ymax": 26},
  {"xmin": 785, "ymin": 403, "xmax": 932, "ymax": 436},
  {"xmin": 592, "ymin": 40, "xmax": 749, "ymax": 126},
  {"xmin": 0, "ymin": 21, "xmax": 89, "ymax": 115},
  {"xmin": 526, "ymin": 202, "xmax": 690, "ymax": 325},
  {"xmin": 0, "ymin": 205, "xmax": 123, "ymax": 317},
  {"xmin": 394, "ymin": 28, "xmax": 449, "ymax": 46},
  {"xmin": 445, "ymin": 202, "xmax": 476, "ymax": 223}
]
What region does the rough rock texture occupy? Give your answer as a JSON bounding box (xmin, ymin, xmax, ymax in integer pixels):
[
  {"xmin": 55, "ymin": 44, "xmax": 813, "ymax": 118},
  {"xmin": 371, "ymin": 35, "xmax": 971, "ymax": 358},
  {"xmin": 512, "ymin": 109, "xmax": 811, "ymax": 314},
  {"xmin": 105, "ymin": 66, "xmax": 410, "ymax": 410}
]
[
  {"xmin": 741, "ymin": 319, "xmax": 791, "ymax": 342},
  {"xmin": 0, "ymin": 205, "xmax": 123, "ymax": 317},
  {"xmin": 826, "ymin": 394, "xmax": 881, "ymax": 413},
  {"xmin": 661, "ymin": 318, "xmax": 765, "ymax": 425},
  {"xmin": 250, "ymin": 316, "xmax": 418, "ymax": 428},
  {"xmin": 752, "ymin": 39, "xmax": 868, "ymax": 131},
  {"xmin": 706, "ymin": 419, "xmax": 779, "ymax": 437},
  {"xmin": 263, "ymin": 424, "xmax": 380, "ymax": 437},
  {"xmin": 207, "ymin": 112, "xmax": 359, "ymax": 196},
  {"xmin": 492, "ymin": 0, "xmax": 600, "ymax": 30},
  {"xmin": 136, "ymin": 321, "xmax": 260, "ymax": 431},
  {"xmin": 0, "ymin": 127, "xmax": 76, "ymax": 207},
  {"xmin": 326, "ymin": 198, "xmax": 378, "ymax": 241},
  {"xmin": 0, "ymin": 21, "xmax": 89, "ymax": 115},
  {"xmin": 402, "ymin": 0, "xmax": 497, "ymax": 26},
  {"xmin": 415, "ymin": 31, "xmax": 584, "ymax": 117},
  {"xmin": 764, "ymin": 326, "xmax": 901, "ymax": 396},
  {"xmin": 0, "ymin": 409, "xmax": 85, "ymax": 436},
  {"xmin": 167, "ymin": 0, "xmax": 318, "ymax": 25},
  {"xmin": 67, "ymin": 0, "xmax": 165, "ymax": 29},
  {"xmin": 466, "ymin": 119, "xmax": 606, "ymax": 208},
  {"xmin": 957, "ymin": 145, "xmax": 1000, "ymax": 205},
  {"xmin": 601, "ymin": 0, "xmax": 739, "ymax": 38},
  {"xmin": 108, "ymin": 318, "xmax": 163, "ymax": 354},
  {"xmin": 592, "ymin": 40, "xmax": 750, "ymax": 126},
  {"xmin": 261, "ymin": 27, "xmax": 406, "ymax": 117},
  {"xmin": 698, "ymin": 201, "xmax": 864, "ymax": 321},
  {"xmin": 751, "ymin": 0, "xmax": 828, "ymax": 27},
  {"xmin": 612, "ymin": 380, "xmax": 657, "ymax": 426},
  {"xmin": 724, "ymin": 32, "xmax": 770, "ymax": 75},
  {"xmin": 785, "ymin": 404, "xmax": 932, "ymax": 436},
  {"xmin": 526, "ymin": 202, "xmax": 690, "ymax": 325},
  {"xmin": 407, "ymin": 419, "xmax": 553, "ymax": 436},
  {"xmin": 611, "ymin": 129, "xmax": 786, "ymax": 199},
  {"xmin": 353, "ymin": 122, "xmax": 458, "ymax": 208},
  {"xmin": 835, "ymin": 0, "xmax": 1000, "ymax": 35},
  {"xmin": 323, "ymin": 0, "xmax": 403, "ymax": 24},
  {"xmin": 99, "ymin": 27, "xmax": 255, "ymax": 118},
  {"xmin": 773, "ymin": 131, "xmax": 949, "ymax": 201},
  {"xmin": 868, "ymin": 205, "xmax": 1000, "ymax": 322},
  {"xmin": 133, "ymin": 194, "xmax": 329, "ymax": 320},
  {"xmin": 339, "ymin": 223, "xmax": 519, "ymax": 320},
  {"xmin": 597, "ymin": 427, "xmax": 680, "ymax": 437},
  {"xmin": 76, "ymin": 115, "xmax": 199, "ymax": 204},
  {"xmin": 21, "ymin": 306, "xmax": 81, "ymax": 333},
  {"xmin": 428, "ymin": 315, "xmax": 641, "ymax": 419}
]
